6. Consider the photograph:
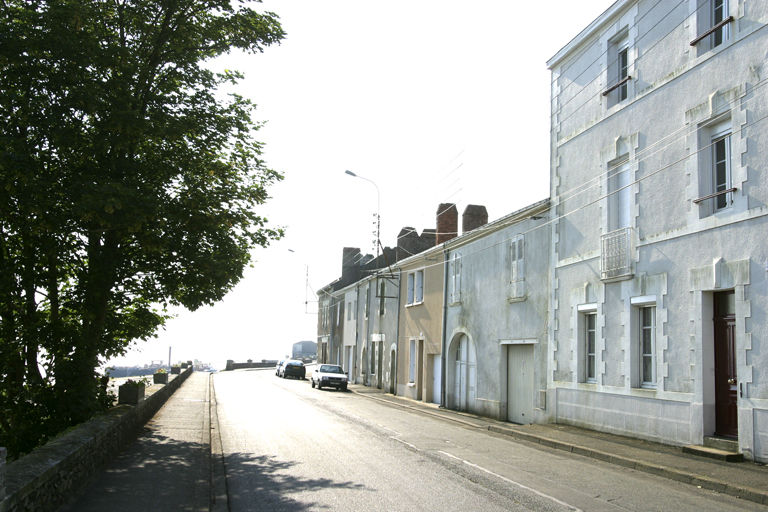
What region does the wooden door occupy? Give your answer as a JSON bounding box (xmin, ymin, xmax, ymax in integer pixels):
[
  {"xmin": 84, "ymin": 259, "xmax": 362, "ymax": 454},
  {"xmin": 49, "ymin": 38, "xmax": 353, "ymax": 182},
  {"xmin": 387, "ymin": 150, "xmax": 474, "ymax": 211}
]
[{"xmin": 714, "ymin": 291, "xmax": 737, "ymax": 438}]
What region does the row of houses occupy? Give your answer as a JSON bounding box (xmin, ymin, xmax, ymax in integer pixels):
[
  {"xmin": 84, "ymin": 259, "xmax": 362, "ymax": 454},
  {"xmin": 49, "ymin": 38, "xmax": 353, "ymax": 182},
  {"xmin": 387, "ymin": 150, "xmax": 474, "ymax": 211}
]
[{"xmin": 316, "ymin": 0, "xmax": 768, "ymax": 463}]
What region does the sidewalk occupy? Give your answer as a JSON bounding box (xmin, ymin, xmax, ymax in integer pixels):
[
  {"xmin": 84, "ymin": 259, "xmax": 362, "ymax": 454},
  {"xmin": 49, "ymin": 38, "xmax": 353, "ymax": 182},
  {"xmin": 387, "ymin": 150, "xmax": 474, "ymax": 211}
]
[
  {"xmin": 349, "ymin": 384, "xmax": 768, "ymax": 506},
  {"xmin": 59, "ymin": 372, "xmax": 212, "ymax": 512}
]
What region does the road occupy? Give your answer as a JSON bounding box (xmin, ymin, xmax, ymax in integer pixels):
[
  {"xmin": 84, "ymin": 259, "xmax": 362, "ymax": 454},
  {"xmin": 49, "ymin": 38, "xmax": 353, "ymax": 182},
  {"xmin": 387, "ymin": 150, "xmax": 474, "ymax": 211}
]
[{"xmin": 213, "ymin": 369, "xmax": 764, "ymax": 512}]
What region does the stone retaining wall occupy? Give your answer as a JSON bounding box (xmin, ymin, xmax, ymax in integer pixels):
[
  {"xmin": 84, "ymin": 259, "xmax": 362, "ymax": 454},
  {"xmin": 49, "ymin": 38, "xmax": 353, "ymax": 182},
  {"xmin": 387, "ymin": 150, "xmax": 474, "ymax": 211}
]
[{"xmin": 0, "ymin": 367, "xmax": 193, "ymax": 512}]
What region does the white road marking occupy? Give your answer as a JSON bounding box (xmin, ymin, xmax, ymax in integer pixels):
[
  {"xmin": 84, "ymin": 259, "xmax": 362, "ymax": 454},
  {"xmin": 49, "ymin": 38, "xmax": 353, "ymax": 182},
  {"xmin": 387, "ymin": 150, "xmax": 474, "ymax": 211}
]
[{"xmin": 438, "ymin": 450, "xmax": 584, "ymax": 512}]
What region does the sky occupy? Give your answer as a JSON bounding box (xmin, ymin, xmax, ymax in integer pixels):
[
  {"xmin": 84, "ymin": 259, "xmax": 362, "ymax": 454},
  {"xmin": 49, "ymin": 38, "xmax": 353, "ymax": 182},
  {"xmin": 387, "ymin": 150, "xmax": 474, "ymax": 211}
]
[{"xmin": 106, "ymin": 0, "xmax": 613, "ymax": 369}]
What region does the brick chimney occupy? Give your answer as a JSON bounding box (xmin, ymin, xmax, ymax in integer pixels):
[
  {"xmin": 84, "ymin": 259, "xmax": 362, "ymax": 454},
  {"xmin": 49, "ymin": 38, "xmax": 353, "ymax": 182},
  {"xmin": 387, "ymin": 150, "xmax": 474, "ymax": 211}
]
[
  {"xmin": 436, "ymin": 203, "xmax": 458, "ymax": 245},
  {"xmin": 462, "ymin": 205, "xmax": 488, "ymax": 234}
]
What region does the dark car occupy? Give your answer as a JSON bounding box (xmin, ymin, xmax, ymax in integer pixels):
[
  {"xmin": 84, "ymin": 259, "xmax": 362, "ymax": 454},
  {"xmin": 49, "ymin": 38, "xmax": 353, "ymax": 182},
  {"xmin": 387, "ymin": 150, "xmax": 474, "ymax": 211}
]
[{"xmin": 281, "ymin": 360, "xmax": 306, "ymax": 379}]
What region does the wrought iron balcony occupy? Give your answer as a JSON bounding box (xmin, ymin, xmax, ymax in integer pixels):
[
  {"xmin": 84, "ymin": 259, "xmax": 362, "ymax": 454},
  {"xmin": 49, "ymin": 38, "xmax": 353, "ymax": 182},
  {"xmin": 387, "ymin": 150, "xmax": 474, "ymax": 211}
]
[{"xmin": 601, "ymin": 227, "xmax": 633, "ymax": 280}]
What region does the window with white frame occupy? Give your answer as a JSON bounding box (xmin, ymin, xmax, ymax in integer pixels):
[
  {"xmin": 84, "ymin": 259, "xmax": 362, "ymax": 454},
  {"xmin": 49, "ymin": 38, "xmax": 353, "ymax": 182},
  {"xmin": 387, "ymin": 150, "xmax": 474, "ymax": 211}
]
[
  {"xmin": 365, "ymin": 286, "xmax": 370, "ymax": 318},
  {"xmin": 450, "ymin": 253, "xmax": 461, "ymax": 304},
  {"xmin": 353, "ymin": 299, "xmax": 357, "ymax": 320},
  {"xmin": 415, "ymin": 270, "xmax": 424, "ymax": 303},
  {"xmin": 608, "ymin": 158, "xmax": 631, "ymax": 232},
  {"xmin": 409, "ymin": 339, "xmax": 416, "ymax": 383},
  {"xmin": 695, "ymin": 118, "xmax": 733, "ymax": 216},
  {"xmin": 510, "ymin": 235, "xmax": 525, "ymax": 299},
  {"xmin": 640, "ymin": 306, "xmax": 656, "ymax": 388},
  {"xmin": 605, "ymin": 32, "xmax": 630, "ymax": 107},
  {"xmin": 336, "ymin": 302, "xmax": 341, "ymax": 326},
  {"xmin": 347, "ymin": 302, "xmax": 352, "ymax": 321},
  {"xmin": 692, "ymin": 0, "xmax": 731, "ymax": 51},
  {"xmin": 584, "ymin": 312, "xmax": 597, "ymax": 383},
  {"xmin": 407, "ymin": 270, "xmax": 424, "ymax": 305}
]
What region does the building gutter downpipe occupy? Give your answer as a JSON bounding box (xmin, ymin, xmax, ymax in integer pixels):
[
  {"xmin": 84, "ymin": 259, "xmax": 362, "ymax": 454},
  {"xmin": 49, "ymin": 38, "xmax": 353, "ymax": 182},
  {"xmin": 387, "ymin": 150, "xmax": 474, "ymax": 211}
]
[{"xmin": 441, "ymin": 245, "xmax": 450, "ymax": 408}]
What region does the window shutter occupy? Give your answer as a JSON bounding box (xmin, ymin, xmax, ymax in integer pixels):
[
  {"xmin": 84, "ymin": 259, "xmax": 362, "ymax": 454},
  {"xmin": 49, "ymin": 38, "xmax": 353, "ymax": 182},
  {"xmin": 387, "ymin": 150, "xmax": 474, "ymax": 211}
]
[
  {"xmin": 511, "ymin": 236, "xmax": 525, "ymax": 298},
  {"xmin": 517, "ymin": 237, "xmax": 525, "ymax": 297},
  {"xmin": 456, "ymin": 254, "xmax": 461, "ymax": 302}
]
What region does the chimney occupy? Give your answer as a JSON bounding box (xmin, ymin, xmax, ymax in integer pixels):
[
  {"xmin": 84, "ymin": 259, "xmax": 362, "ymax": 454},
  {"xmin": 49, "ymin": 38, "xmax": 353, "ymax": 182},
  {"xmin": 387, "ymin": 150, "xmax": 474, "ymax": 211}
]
[
  {"xmin": 462, "ymin": 205, "xmax": 488, "ymax": 233},
  {"xmin": 396, "ymin": 227, "xmax": 418, "ymax": 262},
  {"xmin": 436, "ymin": 203, "xmax": 458, "ymax": 245},
  {"xmin": 341, "ymin": 247, "xmax": 361, "ymax": 285}
]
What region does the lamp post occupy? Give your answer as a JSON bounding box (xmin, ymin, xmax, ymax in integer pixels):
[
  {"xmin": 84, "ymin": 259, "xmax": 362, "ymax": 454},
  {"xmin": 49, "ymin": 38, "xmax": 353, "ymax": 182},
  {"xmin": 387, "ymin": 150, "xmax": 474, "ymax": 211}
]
[{"xmin": 344, "ymin": 170, "xmax": 380, "ymax": 265}]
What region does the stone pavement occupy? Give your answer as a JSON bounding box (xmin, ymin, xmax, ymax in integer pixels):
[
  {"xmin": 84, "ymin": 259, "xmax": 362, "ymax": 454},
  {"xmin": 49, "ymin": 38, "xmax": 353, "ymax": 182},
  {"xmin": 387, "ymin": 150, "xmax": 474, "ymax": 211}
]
[
  {"xmin": 59, "ymin": 372, "xmax": 213, "ymax": 512},
  {"xmin": 350, "ymin": 383, "xmax": 768, "ymax": 507}
]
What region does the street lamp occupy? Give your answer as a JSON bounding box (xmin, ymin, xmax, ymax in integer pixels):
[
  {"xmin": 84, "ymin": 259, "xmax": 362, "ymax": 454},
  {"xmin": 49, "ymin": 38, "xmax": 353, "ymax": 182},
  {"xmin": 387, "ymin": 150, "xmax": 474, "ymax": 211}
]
[{"xmin": 345, "ymin": 170, "xmax": 380, "ymax": 266}]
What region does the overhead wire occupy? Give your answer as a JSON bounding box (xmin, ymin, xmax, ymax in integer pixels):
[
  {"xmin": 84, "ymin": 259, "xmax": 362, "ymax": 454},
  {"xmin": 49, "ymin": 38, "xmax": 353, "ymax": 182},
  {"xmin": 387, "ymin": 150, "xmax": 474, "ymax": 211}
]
[{"xmin": 315, "ymin": 5, "xmax": 764, "ymax": 313}]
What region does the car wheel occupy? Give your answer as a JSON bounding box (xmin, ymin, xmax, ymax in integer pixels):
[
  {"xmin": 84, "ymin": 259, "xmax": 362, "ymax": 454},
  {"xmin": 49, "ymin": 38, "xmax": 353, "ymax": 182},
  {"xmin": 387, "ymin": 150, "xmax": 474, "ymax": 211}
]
[
  {"xmin": 317, "ymin": 382, "xmax": 322, "ymax": 390},
  {"xmin": 341, "ymin": 384, "xmax": 347, "ymax": 392},
  {"xmin": 311, "ymin": 379, "xmax": 315, "ymax": 388}
]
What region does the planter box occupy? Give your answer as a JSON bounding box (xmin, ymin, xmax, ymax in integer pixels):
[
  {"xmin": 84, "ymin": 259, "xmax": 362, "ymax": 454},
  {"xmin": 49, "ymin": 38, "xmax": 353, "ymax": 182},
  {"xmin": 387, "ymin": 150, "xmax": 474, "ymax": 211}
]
[
  {"xmin": 180, "ymin": 363, "xmax": 188, "ymax": 369},
  {"xmin": 118, "ymin": 384, "xmax": 145, "ymax": 404},
  {"xmin": 171, "ymin": 367, "xmax": 181, "ymax": 375},
  {"xmin": 153, "ymin": 373, "xmax": 168, "ymax": 384}
]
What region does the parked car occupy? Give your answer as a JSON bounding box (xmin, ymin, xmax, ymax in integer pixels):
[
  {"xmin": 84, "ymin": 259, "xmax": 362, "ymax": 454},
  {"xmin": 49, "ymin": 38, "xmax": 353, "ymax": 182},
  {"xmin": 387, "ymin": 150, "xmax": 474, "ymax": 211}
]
[
  {"xmin": 281, "ymin": 360, "xmax": 306, "ymax": 379},
  {"xmin": 311, "ymin": 364, "xmax": 348, "ymax": 391},
  {"xmin": 275, "ymin": 360, "xmax": 285, "ymax": 376}
]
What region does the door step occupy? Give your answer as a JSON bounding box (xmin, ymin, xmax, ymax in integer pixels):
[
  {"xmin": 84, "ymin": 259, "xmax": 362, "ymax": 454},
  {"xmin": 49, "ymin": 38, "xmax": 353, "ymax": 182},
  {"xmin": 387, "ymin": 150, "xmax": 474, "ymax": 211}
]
[{"xmin": 682, "ymin": 437, "xmax": 743, "ymax": 462}]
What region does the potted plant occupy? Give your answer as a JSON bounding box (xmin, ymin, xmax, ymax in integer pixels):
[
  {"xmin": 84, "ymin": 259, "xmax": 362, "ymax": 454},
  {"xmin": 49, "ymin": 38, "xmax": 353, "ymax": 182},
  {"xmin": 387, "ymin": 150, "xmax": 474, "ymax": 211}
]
[
  {"xmin": 118, "ymin": 378, "xmax": 147, "ymax": 404},
  {"xmin": 171, "ymin": 364, "xmax": 181, "ymax": 375},
  {"xmin": 153, "ymin": 368, "xmax": 168, "ymax": 384}
]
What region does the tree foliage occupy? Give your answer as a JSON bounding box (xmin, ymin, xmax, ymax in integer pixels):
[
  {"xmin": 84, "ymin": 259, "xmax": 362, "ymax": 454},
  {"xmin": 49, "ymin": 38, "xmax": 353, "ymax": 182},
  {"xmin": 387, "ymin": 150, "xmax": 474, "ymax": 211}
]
[{"xmin": 0, "ymin": 0, "xmax": 285, "ymax": 458}]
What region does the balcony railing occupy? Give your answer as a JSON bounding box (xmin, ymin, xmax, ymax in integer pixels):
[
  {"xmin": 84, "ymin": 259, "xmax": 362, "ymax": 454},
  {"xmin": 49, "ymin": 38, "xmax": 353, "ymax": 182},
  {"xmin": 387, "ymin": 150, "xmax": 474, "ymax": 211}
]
[{"xmin": 601, "ymin": 227, "xmax": 633, "ymax": 280}]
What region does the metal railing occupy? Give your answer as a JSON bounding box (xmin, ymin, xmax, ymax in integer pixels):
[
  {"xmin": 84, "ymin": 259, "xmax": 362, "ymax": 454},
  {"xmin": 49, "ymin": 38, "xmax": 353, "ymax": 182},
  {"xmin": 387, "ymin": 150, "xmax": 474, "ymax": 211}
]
[{"xmin": 601, "ymin": 227, "xmax": 633, "ymax": 280}]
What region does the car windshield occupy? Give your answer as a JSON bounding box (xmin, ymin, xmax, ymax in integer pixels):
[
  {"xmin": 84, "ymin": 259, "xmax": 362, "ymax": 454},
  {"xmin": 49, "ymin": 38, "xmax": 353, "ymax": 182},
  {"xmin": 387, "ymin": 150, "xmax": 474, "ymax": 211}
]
[{"xmin": 320, "ymin": 365, "xmax": 342, "ymax": 373}]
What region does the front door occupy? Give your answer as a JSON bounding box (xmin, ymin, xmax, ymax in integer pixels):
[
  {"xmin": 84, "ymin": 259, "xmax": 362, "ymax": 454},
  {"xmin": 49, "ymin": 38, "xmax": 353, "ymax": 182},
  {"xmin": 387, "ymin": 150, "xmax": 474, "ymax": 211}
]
[
  {"xmin": 507, "ymin": 344, "xmax": 534, "ymax": 424},
  {"xmin": 714, "ymin": 291, "xmax": 737, "ymax": 438}
]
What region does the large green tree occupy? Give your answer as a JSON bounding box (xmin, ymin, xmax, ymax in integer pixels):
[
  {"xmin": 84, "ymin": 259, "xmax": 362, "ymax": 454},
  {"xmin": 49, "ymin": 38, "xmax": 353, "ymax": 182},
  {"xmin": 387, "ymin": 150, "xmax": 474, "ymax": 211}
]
[{"xmin": 0, "ymin": 0, "xmax": 285, "ymax": 458}]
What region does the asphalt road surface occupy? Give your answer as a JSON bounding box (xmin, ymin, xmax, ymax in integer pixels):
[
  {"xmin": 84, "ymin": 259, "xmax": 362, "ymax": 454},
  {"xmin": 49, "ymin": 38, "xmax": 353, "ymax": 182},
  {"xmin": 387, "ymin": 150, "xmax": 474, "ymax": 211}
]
[{"xmin": 213, "ymin": 369, "xmax": 764, "ymax": 512}]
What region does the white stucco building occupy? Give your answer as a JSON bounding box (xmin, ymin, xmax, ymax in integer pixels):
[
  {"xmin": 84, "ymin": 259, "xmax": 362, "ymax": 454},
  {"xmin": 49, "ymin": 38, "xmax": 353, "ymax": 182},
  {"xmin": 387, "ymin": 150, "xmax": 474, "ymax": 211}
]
[{"xmin": 547, "ymin": 0, "xmax": 768, "ymax": 461}]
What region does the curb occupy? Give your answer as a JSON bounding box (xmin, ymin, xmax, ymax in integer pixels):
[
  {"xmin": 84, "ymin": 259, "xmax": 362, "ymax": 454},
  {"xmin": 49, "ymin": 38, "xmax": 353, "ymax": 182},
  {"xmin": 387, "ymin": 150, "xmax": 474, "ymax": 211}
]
[
  {"xmin": 352, "ymin": 388, "xmax": 768, "ymax": 507},
  {"xmin": 488, "ymin": 425, "xmax": 768, "ymax": 506},
  {"xmin": 209, "ymin": 375, "xmax": 229, "ymax": 512}
]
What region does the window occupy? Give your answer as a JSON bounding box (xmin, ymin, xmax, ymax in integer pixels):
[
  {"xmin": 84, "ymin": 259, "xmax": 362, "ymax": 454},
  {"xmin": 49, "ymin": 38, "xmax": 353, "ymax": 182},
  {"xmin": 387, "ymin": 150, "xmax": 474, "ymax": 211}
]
[
  {"xmin": 617, "ymin": 44, "xmax": 629, "ymax": 101},
  {"xmin": 353, "ymin": 300, "xmax": 357, "ymax": 320},
  {"xmin": 712, "ymin": 0, "xmax": 729, "ymax": 47},
  {"xmin": 415, "ymin": 270, "xmax": 424, "ymax": 303},
  {"xmin": 365, "ymin": 286, "xmax": 370, "ymax": 318},
  {"xmin": 347, "ymin": 302, "xmax": 352, "ymax": 321},
  {"xmin": 510, "ymin": 235, "xmax": 525, "ymax": 299},
  {"xmin": 691, "ymin": 0, "xmax": 731, "ymax": 50},
  {"xmin": 409, "ymin": 339, "xmax": 416, "ymax": 383},
  {"xmin": 605, "ymin": 34, "xmax": 630, "ymax": 107},
  {"xmin": 712, "ymin": 130, "xmax": 732, "ymax": 211},
  {"xmin": 640, "ymin": 306, "xmax": 656, "ymax": 388},
  {"xmin": 379, "ymin": 281, "xmax": 386, "ymax": 316},
  {"xmin": 585, "ymin": 313, "xmax": 597, "ymax": 383},
  {"xmin": 695, "ymin": 118, "xmax": 733, "ymax": 215},
  {"xmin": 407, "ymin": 270, "xmax": 424, "ymax": 305},
  {"xmin": 608, "ymin": 159, "xmax": 631, "ymax": 232},
  {"xmin": 450, "ymin": 253, "xmax": 461, "ymax": 304}
]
